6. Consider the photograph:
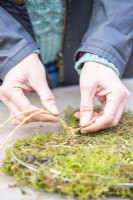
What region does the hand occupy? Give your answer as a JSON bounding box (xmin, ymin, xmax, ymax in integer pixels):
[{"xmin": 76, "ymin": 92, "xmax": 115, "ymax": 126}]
[
  {"xmin": 74, "ymin": 62, "xmax": 130, "ymax": 133},
  {"xmin": 0, "ymin": 53, "xmax": 59, "ymax": 125}
]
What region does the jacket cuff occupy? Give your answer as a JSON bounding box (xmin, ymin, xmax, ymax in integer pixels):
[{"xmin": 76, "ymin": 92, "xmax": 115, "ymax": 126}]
[
  {"xmin": 33, "ymin": 49, "xmax": 40, "ymax": 55},
  {"xmin": 75, "ymin": 40, "xmax": 124, "ymax": 77},
  {"xmin": 75, "ymin": 53, "xmax": 120, "ymax": 76},
  {"xmin": 0, "ymin": 42, "xmax": 38, "ymax": 80}
]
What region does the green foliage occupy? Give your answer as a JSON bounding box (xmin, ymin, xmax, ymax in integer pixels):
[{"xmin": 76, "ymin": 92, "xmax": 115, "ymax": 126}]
[{"xmin": 1, "ymin": 107, "xmax": 133, "ymax": 199}]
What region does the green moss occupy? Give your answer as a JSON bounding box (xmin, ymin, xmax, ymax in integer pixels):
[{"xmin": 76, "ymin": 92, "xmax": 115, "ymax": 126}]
[{"xmin": 1, "ymin": 107, "xmax": 133, "ymax": 199}]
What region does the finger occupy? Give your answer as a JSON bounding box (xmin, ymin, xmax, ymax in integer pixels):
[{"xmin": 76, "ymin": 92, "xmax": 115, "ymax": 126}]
[
  {"xmin": 12, "ymin": 107, "xmax": 58, "ymax": 124},
  {"xmin": 10, "ymin": 107, "xmax": 58, "ymax": 126},
  {"xmin": 1, "ymin": 87, "xmax": 35, "ymax": 112},
  {"xmin": 80, "ymin": 95, "xmax": 94, "ymax": 126},
  {"xmin": 10, "ymin": 107, "xmax": 35, "ymax": 125},
  {"xmin": 29, "ymin": 74, "xmax": 59, "ymax": 116},
  {"xmin": 80, "ymin": 112, "xmax": 101, "ymax": 133},
  {"xmin": 1, "ymin": 89, "xmax": 39, "ymax": 123},
  {"xmin": 10, "ymin": 112, "xmax": 20, "ymax": 126},
  {"xmin": 80, "ymin": 70, "xmax": 97, "ymax": 126},
  {"xmin": 30, "ymin": 112, "xmax": 58, "ymax": 123},
  {"xmin": 109, "ymin": 94, "xmax": 130, "ymax": 127},
  {"xmin": 74, "ymin": 112, "xmax": 80, "ymax": 119},
  {"xmin": 1, "ymin": 90, "xmax": 57, "ymax": 123},
  {"xmin": 74, "ymin": 111, "xmax": 100, "ymax": 125},
  {"xmin": 11, "ymin": 118, "xmax": 20, "ymax": 126},
  {"xmin": 12, "ymin": 114, "xmax": 58, "ymax": 125},
  {"xmin": 1, "ymin": 97, "xmax": 26, "ymax": 122},
  {"xmin": 11, "ymin": 112, "xmax": 58, "ymax": 125},
  {"xmin": 81, "ymin": 92, "xmax": 125, "ymax": 133},
  {"xmin": 10, "ymin": 112, "xmax": 28, "ymax": 126}
]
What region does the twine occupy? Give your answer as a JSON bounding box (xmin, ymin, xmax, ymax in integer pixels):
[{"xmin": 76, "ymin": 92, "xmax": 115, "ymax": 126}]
[{"xmin": 0, "ymin": 108, "xmax": 95, "ymax": 150}]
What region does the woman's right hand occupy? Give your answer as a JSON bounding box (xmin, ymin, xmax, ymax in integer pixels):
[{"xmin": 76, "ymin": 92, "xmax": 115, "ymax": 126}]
[{"xmin": 0, "ymin": 53, "xmax": 59, "ymax": 125}]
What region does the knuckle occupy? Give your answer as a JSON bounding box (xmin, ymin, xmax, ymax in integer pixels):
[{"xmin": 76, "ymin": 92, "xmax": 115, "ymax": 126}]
[
  {"xmin": 44, "ymin": 94, "xmax": 55, "ymax": 101},
  {"xmin": 104, "ymin": 115, "xmax": 114, "ymax": 126},
  {"xmin": 11, "ymin": 119, "xmax": 20, "ymax": 126},
  {"xmin": 17, "ymin": 115, "xmax": 25, "ymax": 121},
  {"xmin": 125, "ymin": 90, "xmax": 130, "ymax": 99},
  {"xmin": 0, "ymin": 85, "xmax": 14, "ymax": 100},
  {"xmin": 0, "ymin": 86, "xmax": 9, "ymax": 97},
  {"xmin": 117, "ymin": 88, "xmax": 130, "ymax": 99},
  {"xmin": 117, "ymin": 90, "xmax": 125, "ymax": 99},
  {"xmin": 111, "ymin": 121, "xmax": 118, "ymax": 127},
  {"xmin": 0, "ymin": 87, "xmax": 11, "ymax": 101},
  {"xmin": 80, "ymin": 104, "xmax": 93, "ymax": 113},
  {"xmin": 116, "ymin": 88, "xmax": 130, "ymax": 102}
]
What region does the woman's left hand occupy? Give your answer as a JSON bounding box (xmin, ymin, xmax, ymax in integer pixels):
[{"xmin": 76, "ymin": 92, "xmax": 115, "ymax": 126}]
[{"xmin": 75, "ymin": 62, "xmax": 130, "ymax": 133}]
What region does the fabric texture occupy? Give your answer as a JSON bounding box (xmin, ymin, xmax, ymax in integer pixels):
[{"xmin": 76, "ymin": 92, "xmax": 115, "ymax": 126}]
[
  {"xmin": 75, "ymin": 53, "xmax": 120, "ymax": 76},
  {"xmin": 25, "ymin": 0, "xmax": 65, "ymax": 64},
  {"xmin": 0, "ymin": 6, "xmax": 38, "ymax": 80},
  {"xmin": 1, "ymin": 0, "xmax": 133, "ymax": 84},
  {"xmin": 75, "ymin": 0, "xmax": 133, "ymax": 78}
]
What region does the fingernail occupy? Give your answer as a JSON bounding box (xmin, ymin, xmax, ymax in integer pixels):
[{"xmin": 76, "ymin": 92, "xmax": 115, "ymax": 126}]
[
  {"xmin": 51, "ymin": 105, "xmax": 59, "ymax": 115},
  {"xmin": 80, "ymin": 116, "xmax": 88, "ymax": 126}
]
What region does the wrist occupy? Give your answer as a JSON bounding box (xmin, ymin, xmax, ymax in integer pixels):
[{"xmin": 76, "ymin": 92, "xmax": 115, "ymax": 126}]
[{"xmin": 75, "ymin": 53, "xmax": 120, "ymax": 76}]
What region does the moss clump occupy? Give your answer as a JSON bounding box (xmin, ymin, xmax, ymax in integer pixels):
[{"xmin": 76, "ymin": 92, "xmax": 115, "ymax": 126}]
[{"xmin": 1, "ymin": 107, "xmax": 133, "ymax": 199}]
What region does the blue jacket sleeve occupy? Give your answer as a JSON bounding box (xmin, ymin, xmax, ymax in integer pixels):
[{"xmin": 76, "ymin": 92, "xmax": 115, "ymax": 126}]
[
  {"xmin": 0, "ymin": 6, "xmax": 38, "ymax": 80},
  {"xmin": 75, "ymin": 0, "xmax": 133, "ymax": 77}
]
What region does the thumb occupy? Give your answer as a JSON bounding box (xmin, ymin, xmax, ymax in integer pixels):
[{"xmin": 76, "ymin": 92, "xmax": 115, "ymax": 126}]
[{"xmin": 29, "ymin": 76, "xmax": 59, "ymax": 115}]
